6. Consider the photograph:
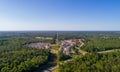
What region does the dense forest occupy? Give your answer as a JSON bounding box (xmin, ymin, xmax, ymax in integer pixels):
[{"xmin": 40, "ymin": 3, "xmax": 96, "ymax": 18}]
[
  {"xmin": 80, "ymin": 34, "xmax": 120, "ymax": 52},
  {"xmin": 0, "ymin": 32, "xmax": 54, "ymax": 72},
  {"xmin": 0, "ymin": 48, "xmax": 49, "ymax": 72},
  {"xmin": 0, "ymin": 31, "xmax": 120, "ymax": 72},
  {"xmin": 59, "ymin": 51, "xmax": 120, "ymax": 72},
  {"xmin": 0, "ymin": 38, "xmax": 50, "ymax": 72},
  {"xmin": 81, "ymin": 38, "xmax": 120, "ymax": 52}
]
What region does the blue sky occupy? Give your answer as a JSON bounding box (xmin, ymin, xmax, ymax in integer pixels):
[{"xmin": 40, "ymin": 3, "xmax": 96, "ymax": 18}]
[{"xmin": 0, "ymin": 0, "xmax": 120, "ymax": 31}]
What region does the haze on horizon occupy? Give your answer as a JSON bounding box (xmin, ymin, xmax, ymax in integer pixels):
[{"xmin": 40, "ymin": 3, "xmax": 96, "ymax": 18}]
[{"xmin": 0, "ymin": 0, "xmax": 120, "ymax": 31}]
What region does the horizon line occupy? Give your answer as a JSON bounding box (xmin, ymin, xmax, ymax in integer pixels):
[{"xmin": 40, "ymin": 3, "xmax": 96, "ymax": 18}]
[{"xmin": 0, "ymin": 30, "xmax": 120, "ymax": 32}]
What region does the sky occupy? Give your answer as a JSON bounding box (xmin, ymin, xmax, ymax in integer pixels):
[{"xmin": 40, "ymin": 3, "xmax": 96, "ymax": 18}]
[{"xmin": 0, "ymin": 0, "xmax": 120, "ymax": 31}]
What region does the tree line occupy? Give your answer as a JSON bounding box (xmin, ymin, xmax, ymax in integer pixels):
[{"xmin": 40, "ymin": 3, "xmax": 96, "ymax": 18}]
[{"xmin": 59, "ymin": 51, "xmax": 120, "ymax": 72}]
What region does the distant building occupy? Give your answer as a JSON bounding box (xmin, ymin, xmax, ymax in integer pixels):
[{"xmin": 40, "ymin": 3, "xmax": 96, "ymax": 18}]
[
  {"xmin": 27, "ymin": 43, "xmax": 52, "ymax": 50},
  {"xmin": 59, "ymin": 39, "xmax": 83, "ymax": 55}
]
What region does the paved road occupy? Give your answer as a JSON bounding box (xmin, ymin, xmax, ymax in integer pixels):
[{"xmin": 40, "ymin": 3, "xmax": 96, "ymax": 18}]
[{"xmin": 98, "ymin": 49, "xmax": 120, "ymax": 53}]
